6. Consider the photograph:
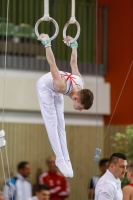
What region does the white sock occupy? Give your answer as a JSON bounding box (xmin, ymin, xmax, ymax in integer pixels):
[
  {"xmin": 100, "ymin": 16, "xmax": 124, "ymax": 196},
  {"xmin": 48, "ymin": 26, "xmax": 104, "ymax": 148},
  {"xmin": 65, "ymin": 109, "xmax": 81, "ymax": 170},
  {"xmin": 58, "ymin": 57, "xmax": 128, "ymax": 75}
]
[
  {"xmin": 55, "ymin": 160, "xmax": 70, "ymax": 177},
  {"xmin": 65, "ymin": 160, "xmax": 74, "ymax": 178}
]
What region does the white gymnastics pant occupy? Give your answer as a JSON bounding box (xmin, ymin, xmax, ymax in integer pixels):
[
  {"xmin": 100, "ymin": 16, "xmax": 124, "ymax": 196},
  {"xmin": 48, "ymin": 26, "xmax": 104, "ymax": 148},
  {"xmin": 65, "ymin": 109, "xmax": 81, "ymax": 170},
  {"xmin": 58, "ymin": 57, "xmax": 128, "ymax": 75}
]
[{"xmin": 36, "ymin": 78, "xmax": 70, "ymax": 163}]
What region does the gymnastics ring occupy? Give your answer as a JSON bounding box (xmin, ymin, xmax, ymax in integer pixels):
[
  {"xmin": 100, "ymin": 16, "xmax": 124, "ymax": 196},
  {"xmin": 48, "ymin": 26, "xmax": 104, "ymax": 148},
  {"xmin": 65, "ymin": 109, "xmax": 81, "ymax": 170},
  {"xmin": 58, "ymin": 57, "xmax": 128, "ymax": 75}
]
[
  {"xmin": 35, "ymin": 17, "xmax": 59, "ymax": 41},
  {"xmin": 63, "ymin": 19, "xmax": 80, "ymax": 43}
]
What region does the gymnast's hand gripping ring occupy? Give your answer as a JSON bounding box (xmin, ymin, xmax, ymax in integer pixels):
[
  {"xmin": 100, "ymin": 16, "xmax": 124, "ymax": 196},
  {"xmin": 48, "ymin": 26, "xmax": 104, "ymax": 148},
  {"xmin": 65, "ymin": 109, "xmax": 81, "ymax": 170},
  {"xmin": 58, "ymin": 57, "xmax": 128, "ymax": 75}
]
[
  {"xmin": 63, "ymin": 0, "xmax": 80, "ymax": 43},
  {"xmin": 63, "ymin": 17, "xmax": 80, "ymax": 43}
]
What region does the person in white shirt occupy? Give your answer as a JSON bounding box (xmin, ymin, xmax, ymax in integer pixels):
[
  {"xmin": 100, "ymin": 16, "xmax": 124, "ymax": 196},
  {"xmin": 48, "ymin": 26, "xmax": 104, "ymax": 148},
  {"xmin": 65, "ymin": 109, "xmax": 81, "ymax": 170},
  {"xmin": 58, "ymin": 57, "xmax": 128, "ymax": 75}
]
[
  {"xmin": 28, "ymin": 185, "xmax": 50, "ymax": 200},
  {"xmin": 3, "ymin": 161, "xmax": 32, "ymax": 200},
  {"xmin": 95, "ymin": 153, "xmax": 127, "ymax": 200},
  {"xmin": 88, "ymin": 158, "xmax": 109, "ymax": 199}
]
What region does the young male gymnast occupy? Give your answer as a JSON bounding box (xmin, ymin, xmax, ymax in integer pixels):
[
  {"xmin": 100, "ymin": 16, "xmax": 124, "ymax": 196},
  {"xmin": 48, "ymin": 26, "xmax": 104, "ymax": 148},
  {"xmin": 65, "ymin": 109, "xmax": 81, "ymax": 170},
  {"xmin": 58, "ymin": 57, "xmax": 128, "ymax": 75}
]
[{"xmin": 36, "ymin": 34, "xmax": 94, "ymax": 178}]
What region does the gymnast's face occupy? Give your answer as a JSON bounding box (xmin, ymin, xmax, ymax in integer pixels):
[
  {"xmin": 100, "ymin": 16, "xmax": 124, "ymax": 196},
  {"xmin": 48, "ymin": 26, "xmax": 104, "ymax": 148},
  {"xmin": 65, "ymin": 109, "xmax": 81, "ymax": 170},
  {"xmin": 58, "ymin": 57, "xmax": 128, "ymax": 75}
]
[{"xmin": 73, "ymin": 100, "xmax": 84, "ymax": 111}]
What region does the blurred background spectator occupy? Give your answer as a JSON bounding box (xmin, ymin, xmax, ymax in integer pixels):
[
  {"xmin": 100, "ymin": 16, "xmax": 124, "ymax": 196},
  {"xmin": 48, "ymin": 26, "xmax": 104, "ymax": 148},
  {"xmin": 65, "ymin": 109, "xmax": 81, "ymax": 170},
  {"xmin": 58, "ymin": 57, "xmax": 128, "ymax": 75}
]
[
  {"xmin": 3, "ymin": 161, "xmax": 32, "ymax": 200},
  {"xmin": 123, "ymin": 161, "xmax": 133, "ymax": 200},
  {"xmin": 0, "ymin": 191, "xmax": 4, "ymax": 200},
  {"xmin": 28, "ymin": 184, "xmax": 50, "ymax": 200},
  {"xmin": 39, "ymin": 156, "xmax": 70, "ymax": 200},
  {"xmin": 88, "ymin": 158, "xmax": 109, "ymax": 200}
]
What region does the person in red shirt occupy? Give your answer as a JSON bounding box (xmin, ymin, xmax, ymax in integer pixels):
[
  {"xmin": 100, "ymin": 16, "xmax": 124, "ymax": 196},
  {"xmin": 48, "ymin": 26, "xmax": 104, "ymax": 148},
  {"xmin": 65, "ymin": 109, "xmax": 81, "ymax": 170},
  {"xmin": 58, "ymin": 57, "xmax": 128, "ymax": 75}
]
[
  {"xmin": 123, "ymin": 161, "xmax": 133, "ymax": 200},
  {"xmin": 39, "ymin": 156, "xmax": 70, "ymax": 200}
]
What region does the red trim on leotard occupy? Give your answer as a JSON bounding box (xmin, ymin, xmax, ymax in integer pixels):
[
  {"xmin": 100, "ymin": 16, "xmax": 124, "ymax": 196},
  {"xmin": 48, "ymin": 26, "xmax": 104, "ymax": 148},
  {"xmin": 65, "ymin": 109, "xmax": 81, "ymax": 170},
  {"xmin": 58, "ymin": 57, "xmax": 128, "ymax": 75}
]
[
  {"xmin": 61, "ymin": 72, "xmax": 82, "ymax": 94},
  {"xmin": 129, "ymin": 184, "xmax": 133, "ymax": 187},
  {"xmin": 61, "ymin": 73, "xmax": 76, "ymax": 84}
]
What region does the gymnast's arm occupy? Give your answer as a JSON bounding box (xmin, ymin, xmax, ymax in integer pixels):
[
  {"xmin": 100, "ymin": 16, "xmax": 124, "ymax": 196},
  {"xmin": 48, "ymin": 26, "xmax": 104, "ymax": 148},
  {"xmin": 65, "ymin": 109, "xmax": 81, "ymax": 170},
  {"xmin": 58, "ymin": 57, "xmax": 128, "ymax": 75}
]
[
  {"xmin": 70, "ymin": 47, "xmax": 82, "ymax": 77},
  {"xmin": 38, "ymin": 34, "xmax": 63, "ymax": 90},
  {"xmin": 64, "ymin": 36, "xmax": 84, "ymax": 83},
  {"xmin": 70, "ymin": 47, "xmax": 85, "ymax": 86},
  {"xmin": 45, "ymin": 46, "xmax": 63, "ymax": 85}
]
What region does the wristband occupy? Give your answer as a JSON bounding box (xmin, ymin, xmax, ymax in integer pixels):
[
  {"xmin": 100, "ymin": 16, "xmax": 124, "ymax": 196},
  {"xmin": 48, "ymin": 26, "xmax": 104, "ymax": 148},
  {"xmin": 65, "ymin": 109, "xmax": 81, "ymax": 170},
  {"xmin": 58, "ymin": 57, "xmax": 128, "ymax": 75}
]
[
  {"xmin": 70, "ymin": 41, "xmax": 78, "ymax": 48},
  {"xmin": 41, "ymin": 39, "xmax": 51, "ymax": 47}
]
